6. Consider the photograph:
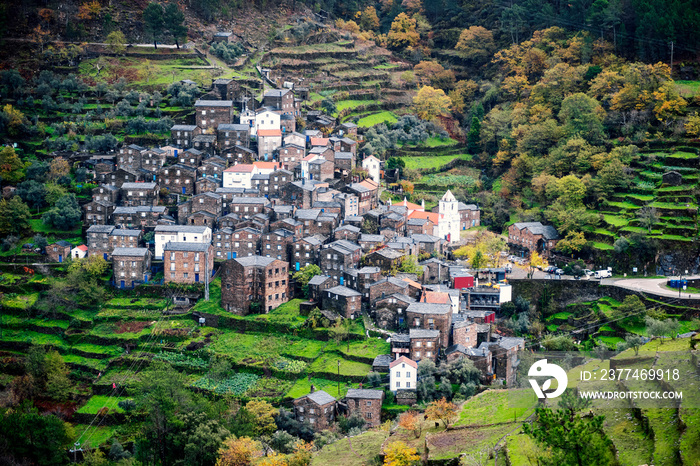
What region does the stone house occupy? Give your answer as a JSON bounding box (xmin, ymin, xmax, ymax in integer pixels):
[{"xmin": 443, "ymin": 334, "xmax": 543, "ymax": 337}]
[
  {"xmin": 263, "ymin": 89, "xmax": 295, "ymax": 116},
  {"xmin": 292, "ymin": 235, "xmax": 324, "ymax": 270},
  {"xmin": 109, "ymin": 229, "xmax": 142, "ymax": 251},
  {"xmin": 480, "ymin": 337, "xmax": 525, "ymax": 386},
  {"xmin": 118, "ymin": 144, "xmax": 146, "ymax": 171},
  {"xmin": 339, "ymin": 122, "xmax": 358, "ymax": 137},
  {"xmin": 157, "ymin": 164, "xmax": 197, "ymax": 195},
  {"xmin": 121, "ymin": 182, "xmax": 159, "ymax": 207},
  {"xmin": 348, "ymin": 181, "xmax": 378, "ymax": 215},
  {"xmin": 113, "ymin": 206, "xmax": 166, "ymax": 229},
  {"xmin": 321, "ymin": 285, "xmax": 362, "ymax": 319},
  {"xmin": 344, "ymin": 389, "xmax": 384, "ymax": 428},
  {"xmin": 458, "ymin": 203, "xmax": 481, "ymax": 229},
  {"xmin": 213, "ymin": 78, "xmax": 239, "ymax": 101},
  {"xmin": 320, "ymin": 240, "xmax": 362, "ymax": 281},
  {"xmin": 334, "ymin": 152, "xmax": 355, "ymax": 180},
  {"xmin": 293, "ymin": 389, "xmax": 336, "ymax": 432},
  {"xmin": 228, "ymin": 196, "xmax": 271, "ymax": 218},
  {"xmin": 92, "ymin": 184, "xmax": 120, "ymax": 204},
  {"xmin": 141, "ymin": 149, "xmax": 167, "ymax": 173},
  {"xmin": 178, "ymin": 192, "xmax": 223, "ymax": 225},
  {"xmin": 218, "ymin": 124, "xmax": 250, "ymax": 150},
  {"xmin": 212, "ymin": 31, "xmax": 233, "ymax": 43},
  {"xmin": 103, "ymin": 167, "xmax": 144, "ymax": 187},
  {"xmin": 192, "ymin": 134, "xmax": 217, "ymax": 155},
  {"xmin": 278, "ymin": 144, "xmax": 305, "ymax": 172},
  {"xmin": 213, "ymin": 227, "xmax": 261, "ymax": 260},
  {"xmin": 154, "ymin": 225, "xmax": 212, "ymax": 260},
  {"xmin": 445, "ymin": 344, "xmax": 492, "ymax": 376},
  {"xmin": 405, "ymin": 302, "xmax": 452, "ymax": 348},
  {"xmin": 47, "ymin": 241, "xmax": 72, "ymax": 263},
  {"xmin": 262, "ymin": 228, "xmax": 296, "ymax": 262},
  {"xmin": 83, "ymin": 200, "xmax": 116, "ymax": 225},
  {"xmin": 406, "ymin": 218, "xmax": 435, "ymax": 236},
  {"xmin": 452, "ymin": 320, "xmax": 478, "ymax": 348},
  {"xmin": 507, "ymin": 222, "xmax": 560, "ymax": 257},
  {"xmin": 662, "ymin": 170, "xmax": 683, "ymax": 186},
  {"xmin": 222, "ymin": 145, "xmax": 256, "ymax": 166},
  {"xmin": 374, "ymin": 293, "xmax": 415, "ymax": 330},
  {"xmin": 112, "ymin": 247, "xmax": 152, "ymax": 288},
  {"xmin": 344, "ymin": 266, "xmax": 382, "ymax": 299},
  {"xmin": 178, "ymin": 148, "xmax": 204, "ymax": 168},
  {"xmin": 195, "ymin": 100, "xmax": 234, "ymax": 131},
  {"xmin": 308, "ymin": 158, "xmax": 334, "ymax": 182},
  {"xmin": 340, "ymin": 137, "xmax": 357, "ymax": 155},
  {"xmin": 164, "ymin": 242, "xmax": 214, "ymax": 284},
  {"xmin": 334, "ymin": 225, "xmax": 361, "ymax": 243},
  {"xmin": 365, "ymin": 248, "xmax": 406, "ymax": 272},
  {"xmin": 185, "ymin": 210, "xmax": 217, "ymax": 227},
  {"xmin": 282, "ymin": 180, "xmax": 323, "ymax": 209},
  {"xmin": 171, "ymin": 125, "xmax": 201, "ymax": 149},
  {"xmin": 308, "ymin": 275, "xmax": 336, "ymax": 303},
  {"xmin": 220, "ymin": 256, "xmax": 289, "ymax": 314},
  {"xmin": 87, "ymin": 225, "xmax": 114, "ymax": 259},
  {"xmin": 368, "ymin": 277, "xmax": 411, "ymax": 305},
  {"xmin": 390, "ymin": 357, "xmax": 417, "ymax": 392},
  {"xmin": 196, "ymin": 177, "xmax": 220, "ymax": 194},
  {"xmin": 409, "ymin": 328, "xmax": 440, "ymax": 362}
]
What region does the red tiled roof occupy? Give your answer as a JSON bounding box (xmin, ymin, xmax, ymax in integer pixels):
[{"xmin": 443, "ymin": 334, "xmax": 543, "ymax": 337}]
[
  {"xmin": 253, "ymin": 161, "xmax": 282, "ymax": 170},
  {"xmin": 421, "ymin": 291, "xmax": 450, "ymax": 304},
  {"xmin": 224, "ymin": 164, "xmax": 255, "ymax": 173},
  {"xmin": 257, "ymin": 129, "xmax": 282, "ymax": 137},
  {"xmin": 77, "ymin": 245, "xmax": 88, "ymax": 252},
  {"xmin": 408, "ymin": 211, "xmax": 439, "ymax": 224},
  {"xmin": 390, "ymin": 356, "xmax": 417, "ymax": 369},
  {"xmin": 310, "ymin": 137, "xmax": 329, "ymax": 147}
]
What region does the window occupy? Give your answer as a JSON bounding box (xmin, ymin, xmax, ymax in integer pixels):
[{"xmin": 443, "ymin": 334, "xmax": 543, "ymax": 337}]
[
  {"xmin": 427, "ymin": 342, "xmax": 433, "ymax": 348},
  {"xmin": 183, "ymin": 273, "xmax": 188, "ymax": 279},
  {"xmin": 426, "ymin": 351, "xmax": 432, "ymax": 357},
  {"xmin": 415, "ymin": 341, "xmax": 421, "ymax": 348},
  {"xmin": 170, "ymin": 252, "xmax": 175, "ymax": 261},
  {"xmin": 406, "ymin": 382, "xmax": 411, "ymax": 388},
  {"xmin": 366, "ymin": 401, "xmax": 372, "ymax": 406},
  {"xmin": 415, "ymin": 351, "xmax": 421, "ymax": 358},
  {"xmin": 406, "ymin": 371, "xmax": 411, "ymax": 378},
  {"xmin": 396, "ymin": 381, "xmax": 400, "ymax": 388},
  {"xmin": 395, "ymin": 371, "xmax": 401, "ymax": 378}
]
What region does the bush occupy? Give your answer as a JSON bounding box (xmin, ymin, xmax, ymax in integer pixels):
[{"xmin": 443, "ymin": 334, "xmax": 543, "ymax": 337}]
[{"xmin": 338, "ymin": 411, "xmax": 366, "ymax": 434}]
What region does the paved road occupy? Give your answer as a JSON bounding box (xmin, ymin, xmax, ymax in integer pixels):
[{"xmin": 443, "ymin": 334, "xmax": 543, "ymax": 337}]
[{"xmin": 603, "ymin": 276, "xmax": 700, "ymax": 299}]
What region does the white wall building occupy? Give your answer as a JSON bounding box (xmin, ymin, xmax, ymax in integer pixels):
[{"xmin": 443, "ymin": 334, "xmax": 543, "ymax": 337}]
[
  {"xmin": 223, "ymin": 164, "xmax": 258, "ymax": 189},
  {"xmin": 390, "ymin": 356, "xmax": 417, "ymax": 392},
  {"xmin": 154, "ymin": 225, "xmax": 212, "ymax": 259},
  {"xmin": 362, "ymin": 155, "xmax": 381, "ymax": 184},
  {"xmin": 438, "ymin": 190, "xmax": 460, "ymax": 244}
]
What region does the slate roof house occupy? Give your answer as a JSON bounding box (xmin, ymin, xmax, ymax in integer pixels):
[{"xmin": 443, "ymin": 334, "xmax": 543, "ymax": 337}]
[{"xmin": 508, "ymin": 222, "xmax": 560, "ymax": 257}]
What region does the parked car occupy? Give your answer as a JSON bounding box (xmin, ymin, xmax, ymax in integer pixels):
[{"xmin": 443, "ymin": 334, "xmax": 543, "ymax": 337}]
[
  {"xmin": 544, "ymin": 266, "xmax": 557, "ymax": 274},
  {"xmin": 508, "ymin": 255, "xmax": 517, "ymax": 262},
  {"xmin": 594, "ymin": 269, "xmax": 612, "ymax": 279},
  {"xmin": 555, "ymin": 268, "xmax": 565, "ymax": 275},
  {"xmin": 585, "ymin": 270, "xmax": 595, "ymax": 277}
]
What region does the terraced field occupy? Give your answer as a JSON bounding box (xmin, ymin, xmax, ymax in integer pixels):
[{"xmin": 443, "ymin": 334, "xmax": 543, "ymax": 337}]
[{"xmin": 587, "ymin": 150, "xmax": 700, "ymax": 249}]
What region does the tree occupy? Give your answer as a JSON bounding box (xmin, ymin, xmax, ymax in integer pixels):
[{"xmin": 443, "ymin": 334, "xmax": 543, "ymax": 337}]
[
  {"xmin": 330, "ymin": 318, "xmax": 353, "ymax": 351},
  {"xmin": 445, "ymin": 357, "xmax": 481, "ymax": 386},
  {"xmin": 557, "ymin": 231, "xmax": 587, "ymax": 255},
  {"xmin": 637, "ymin": 206, "xmax": 659, "ymax": 233},
  {"xmin": 425, "ymin": 397, "xmax": 457, "ymax": 429},
  {"xmin": 356, "ymin": 6, "xmax": 380, "ymax": 31},
  {"xmin": 387, "ymin": 13, "xmax": 419, "ymax": 49},
  {"xmin": 164, "ymin": 3, "xmax": 187, "ymax": 49},
  {"xmin": 398, "ymin": 411, "xmax": 422, "ymax": 438},
  {"xmin": 321, "ymin": 99, "xmax": 337, "ymax": 115},
  {"xmin": 685, "ymin": 112, "xmax": 700, "ymax": 137},
  {"xmin": 33, "ymin": 234, "xmax": 48, "ymax": 251},
  {"xmin": 105, "ymin": 30, "xmax": 126, "ymax": 54},
  {"xmin": 2, "ymin": 105, "xmax": 29, "ymax": 138},
  {"xmin": 455, "ymin": 26, "xmax": 495, "ymax": 64},
  {"xmin": 48, "ymin": 157, "xmax": 70, "ymax": 181},
  {"xmin": 621, "ymin": 334, "xmax": 643, "ymax": 355},
  {"xmin": 414, "ymin": 61, "xmax": 445, "ymax": 87},
  {"xmin": 143, "ymin": 3, "xmax": 165, "ymax": 49},
  {"xmin": 470, "ymin": 250, "xmax": 485, "ymax": 269},
  {"xmin": 558, "ymin": 93, "xmax": 606, "ymax": 144},
  {"xmin": 293, "ymin": 264, "xmax": 322, "ymax": 298},
  {"xmin": 43, "ymin": 351, "xmax": 73, "ymax": 399},
  {"xmin": 42, "ymin": 194, "xmax": 81, "ymax": 230},
  {"xmin": 467, "ymin": 116, "xmax": 481, "ymax": 153},
  {"xmin": 0, "ymin": 196, "xmax": 30, "ymax": 236},
  {"xmin": 413, "ymin": 86, "xmax": 451, "ymax": 121},
  {"xmin": 0, "ymin": 408, "xmax": 74, "ymax": 466},
  {"xmin": 32, "ymin": 25, "xmax": 50, "ymax": 53},
  {"xmin": 399, "ymin": 180, "xmax": 414, "ymax": 195},
  {"xmin": 528, "ymin": 251, "xmax": 547, "ymax": 278},
  {"xmin": 216, "ymin": 436, "xmax": 262, "ymax": 466},
  {"xmin": 245, "ymin": 400, "xmax": 278, "ymax": 436},
  {"xmin": 383, "ymin": 441, "xmax": 420, "ymax": 466},
  {"xmin": 0, "ymin": 146, "xmax": 25, "ymax": 184},
  {"xmin": 523, "ymin": 393, "xmax": 614, "ymax": 465}
]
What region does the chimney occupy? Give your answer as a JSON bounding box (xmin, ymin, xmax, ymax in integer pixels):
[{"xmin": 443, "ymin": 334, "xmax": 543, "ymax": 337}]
[
  {"xmin": 310, "ymin": 384, "xmax": 315, "ymax": 393},
  {"xmin": 358, "ymin": 382, "xmax": 363, "ymax": 389}
]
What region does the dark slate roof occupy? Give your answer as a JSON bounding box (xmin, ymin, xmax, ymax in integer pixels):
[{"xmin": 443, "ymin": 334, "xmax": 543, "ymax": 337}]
[
  {"xmin": 171, "ymin": 125, "xmax": 198, "ymax": 131},
  {"xmin": 458, "ymin": 202, "xmax": 479, "ymax": 211},
  {"xmin": 372, "ymin": 354, "xmax": 393, "ymax": 369},
  {"xmin": 512, "ymin": 222, "xmax": 559, "ymax": 240},
  {"xmin": 304, "ymin": 390, "xmax": 336, "ymax": 406},
  {"xmin": 409, "ymin": 328, "xmax": 440, "ymax": 339},
  {"xmin": 335, "ymin": 225, "xmax": 360, "ymax": 233},
  {"xmin": 114, "ymin": 206, "xmax": 166, "ymax": 214},
  {"xmin": 358, "ymin": 266, "xmax": 380, "ymax": 274},
  {"xmin": 155, "ymin": 225, "xmax": 209, "ymax": 233},
  {"xmin": 371, "ymin": 277, "xmax": 408, "ymax": 289},
  {"xmin": 193, "ymin": 134, "xmax": 217, "ymax": 142},
  {"xmin": 110, "ymin": 229, "xmax": 141, "ymax": 237},
  {"xmin": 411, "ymin": 234, "xmax": 441, "ymax": 243},
  {"xmin": 302, "ymin": 236, "xmax": 323, "ymax": 246},
  {"xmin": 327, "ymin": 285, "xmax": 361, "ymax": 297},
  {"xmin": 264, "ymin": 89, "xmax": 292, "ymax": 98},
  {"xmin": 346, "ymin": 389, "xmax": 384, "ymax": 400},
  {"xmin": 335, "ymin": 152, "xmax": 353, "ymax": 160},
  {"xmin": 234, "ymin": 255, "xmax": 277, "ymax": 267},
  {"xmin": 296, "ymin": 209, "xmax": 321, "ymax": 220},
  {"xmin": 271, "ymin": 228, "xmax": 294, "ymax": 238},
  {"xmin": 194, "ymin": 99, "xmax": 233, "ymax": 107},
  {"xmin": 308, "ymin": 275, "xmax": 332, "ymax": 286},
  {"xmin": 406, "ymin": 302, "xmax": 451, "ymax": 315},
  {"xmin": 229, "ymin": 196, "xmax": 271, "ymax": 205},
  {"xmin": 164, "ymin": 242, "xmax": 210, "ymax": 252},
  {"xmin": 122, "ymin": 182, "xmax": 156, "ymax": 190},
  {"xmin": 359, "ymin": 234, "xmax": 384, "ymax": 243},
  {"xmin": 87, "ymin": 225, "xmax": 115, "ymax": 233},
  {"xmin": 111, "ymin": 247, "xmax": 149, "ymax": 257},
  {"xmin": 54, "ymin": 240, "xmax": 73, "ymax": 247},
  {"xmin": 445, "ymin": 344, "xmax": 488, "ymax": 357},
  {"xmin": 219, "ymin": 124, "xmax": 249, "ymax": 131},
  {"xmin": 391, "ymin": 334, "xmax": 411, "ymax": 343}
]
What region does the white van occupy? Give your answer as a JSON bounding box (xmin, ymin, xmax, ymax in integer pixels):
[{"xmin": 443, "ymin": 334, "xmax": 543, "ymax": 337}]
[{"xmin": 594, "ymin": 269, "xmax": 612, "ymax": 279}]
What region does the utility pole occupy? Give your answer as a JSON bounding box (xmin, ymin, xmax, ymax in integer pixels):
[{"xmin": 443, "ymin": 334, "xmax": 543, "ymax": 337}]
[
  {"xmin": 670, "ymin": 41, "xmax": 674, "ymax": 71},
  {"xmin": 337, "ymin": 360, "xmax": 340, "ymax": 397}
]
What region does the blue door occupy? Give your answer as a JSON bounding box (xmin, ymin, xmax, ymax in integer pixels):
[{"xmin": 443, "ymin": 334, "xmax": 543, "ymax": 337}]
[
  {"xmin": 120, "ymin": 280, "xmax": 125, "ymax": 289},
  {"xmin": 195, "ymin": 273, "xmax": 200, "ymax": 282},
  {"xmin": 58, "ymin": 254, "xmax": 63, "ymax": 263},
  {"xmin": 144, "ymin": 274, "xmax": 148, "ymax": 283},
  {"xmin": 182, "ymin": 187, "xmax": 186, "ymax": 195},
  {"xmin": 232, "ymin": 252, "xmax": 237, "ymax": 258},
  {"xmin": 227, "ymin": 252, "xmax": 232, "ymax": 260},
  {"xmin": 296, "ymin": 262, "xmax": 300, "ymax": 271},
  {"xmin": 103, "ymin": 253, "xmax": 108, "ymax": 260},
  {"xmin": 340, "ymin": 277, "xmax": 344, "ymax": 285}
]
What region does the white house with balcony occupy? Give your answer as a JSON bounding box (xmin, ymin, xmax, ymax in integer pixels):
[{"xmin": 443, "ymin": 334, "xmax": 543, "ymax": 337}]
[
  {"xmin": 154, "ymin": 225, "xmax": 212, "ymax": 259},
  {"xmin": 390, "ymin": 356, "xmax": 417, "ymax": 392}
]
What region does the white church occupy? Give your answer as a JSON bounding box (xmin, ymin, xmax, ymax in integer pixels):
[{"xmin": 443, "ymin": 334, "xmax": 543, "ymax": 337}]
[{"xmin": 394, "ymin": 190, "xmax": 461, "ymax": 244}]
